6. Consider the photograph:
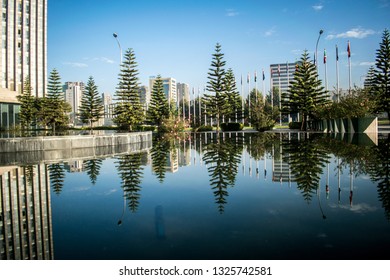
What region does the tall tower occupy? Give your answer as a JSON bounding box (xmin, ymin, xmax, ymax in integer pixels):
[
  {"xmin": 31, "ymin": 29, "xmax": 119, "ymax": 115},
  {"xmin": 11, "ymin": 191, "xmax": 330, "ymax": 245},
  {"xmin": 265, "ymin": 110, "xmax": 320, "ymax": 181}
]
[{"xmin": 0, "ymin": 0, "xmax": 47, "ymax": 97}]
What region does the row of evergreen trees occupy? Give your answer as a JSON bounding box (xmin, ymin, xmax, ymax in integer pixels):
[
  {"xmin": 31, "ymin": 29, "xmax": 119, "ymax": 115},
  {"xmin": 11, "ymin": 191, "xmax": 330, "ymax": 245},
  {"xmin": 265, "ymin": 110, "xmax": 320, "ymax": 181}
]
[{"xmin": 17, "ymin": 69, "xmax": 105, "ymax": 132}]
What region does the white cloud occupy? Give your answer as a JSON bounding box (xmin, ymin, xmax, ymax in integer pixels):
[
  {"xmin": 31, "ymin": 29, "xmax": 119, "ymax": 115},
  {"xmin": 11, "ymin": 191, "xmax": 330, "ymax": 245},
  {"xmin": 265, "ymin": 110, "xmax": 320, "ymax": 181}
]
[
  {"xmin": 312, "ymin": 5, "xmax": 324, "ymax": 11},
  {"xmin": 63, "ymin": 62, "xmax": 88, "ymax": 68},
  {"xmin": 94, "ymin": 57, "xmax": 115, "ymax": 64},
  {"xmin": 326, "ymin": 28, "xmax": 376, "ymax": 40},
  {"xmin": 360, "ymin": 61, "xmax": 375, "ymax": 66},
  {"xmin": 264, "ymin": 26, "xmax": 277, "ymax": 37},
  {"xmin": 226, "ymin": 9, "xmax": 239, "ymax": 17}
]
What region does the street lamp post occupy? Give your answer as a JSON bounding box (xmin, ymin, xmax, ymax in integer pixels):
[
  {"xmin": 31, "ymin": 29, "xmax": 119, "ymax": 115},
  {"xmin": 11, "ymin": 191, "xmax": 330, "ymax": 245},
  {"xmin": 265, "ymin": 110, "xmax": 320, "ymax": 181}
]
[
  {"xmin": 113, "ymin": 33, "xmax": 122, "ymax": 65},
  {"xmin": 315, "ymin": 29, "xmax": 324, "ymax": 71}
]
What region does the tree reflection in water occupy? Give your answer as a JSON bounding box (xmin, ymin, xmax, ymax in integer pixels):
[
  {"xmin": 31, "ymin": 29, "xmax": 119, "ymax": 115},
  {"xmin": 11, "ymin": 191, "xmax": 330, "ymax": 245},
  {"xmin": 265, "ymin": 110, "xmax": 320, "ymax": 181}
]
[{"xmin": 203, "ymin": 133, "xmax": 242, "ymax": 213}]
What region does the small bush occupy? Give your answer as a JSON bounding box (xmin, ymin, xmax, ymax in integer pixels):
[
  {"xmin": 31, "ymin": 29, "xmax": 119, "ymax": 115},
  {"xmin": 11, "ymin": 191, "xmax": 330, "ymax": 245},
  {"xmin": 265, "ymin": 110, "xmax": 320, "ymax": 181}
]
[
  {"xmin": 220, "ymin": 122, "xmax": 243, "ymax": 131},
  {"xmin": 137, "ymin": 125, "xmax": 156, "ymax": 132},
  {"xmin": 289, "ymin": 122, "xmax": 302, "ymax": 129},
  {"xmin": 196, "ymin": 125, "xmax": 214, "ymax": 132}
]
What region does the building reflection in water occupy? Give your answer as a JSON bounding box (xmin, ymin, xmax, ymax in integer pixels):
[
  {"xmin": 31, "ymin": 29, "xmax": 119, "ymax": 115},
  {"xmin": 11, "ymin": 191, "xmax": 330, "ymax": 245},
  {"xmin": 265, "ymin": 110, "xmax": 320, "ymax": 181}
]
[{"xmin": 0, "ymin": 164, "xmax": 53, "ymax": 260}]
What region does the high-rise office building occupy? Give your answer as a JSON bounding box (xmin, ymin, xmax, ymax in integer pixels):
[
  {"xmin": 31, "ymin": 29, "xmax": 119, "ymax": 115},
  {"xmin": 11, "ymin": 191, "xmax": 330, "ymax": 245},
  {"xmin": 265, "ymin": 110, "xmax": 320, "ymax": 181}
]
[
  {"xmin": 64, "ymin": 81, "xmax": 84, "ymax": 125},
  {"xmin": 269, "ymin": 63, "xmax": 296, "ymax": 94},
  {"xmin": 0, "ymin": 0, "xmax": 47, "ymax": 129},
  {"xmin": 149, "ymin": 76, "xmax": 177, "ymax": 107},
  {"xmin": 176, "ymin": 82, "xmax": 190, "ymax": 104}
]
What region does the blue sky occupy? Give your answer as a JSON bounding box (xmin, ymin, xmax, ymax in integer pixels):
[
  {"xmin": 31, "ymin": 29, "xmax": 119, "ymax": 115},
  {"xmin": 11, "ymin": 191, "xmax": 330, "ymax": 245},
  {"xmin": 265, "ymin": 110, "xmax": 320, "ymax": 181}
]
[{"xmin": 48, "ymin": 0, "xmax": 389, "ymax": 96}]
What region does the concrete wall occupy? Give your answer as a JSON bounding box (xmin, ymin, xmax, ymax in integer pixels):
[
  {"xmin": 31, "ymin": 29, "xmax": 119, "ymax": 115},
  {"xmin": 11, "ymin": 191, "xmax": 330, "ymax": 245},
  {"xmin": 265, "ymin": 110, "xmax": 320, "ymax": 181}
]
[{"xmin": 0, "ymin": 132, "xmax": 152, "ymax": 166}]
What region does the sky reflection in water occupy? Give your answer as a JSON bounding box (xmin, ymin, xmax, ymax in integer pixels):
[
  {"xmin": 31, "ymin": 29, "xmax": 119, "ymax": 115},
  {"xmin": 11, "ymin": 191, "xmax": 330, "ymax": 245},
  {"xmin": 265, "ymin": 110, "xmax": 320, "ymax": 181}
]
[{"xmin": 2, "ymin": 132, "xmax": 389, "ymax": 260}]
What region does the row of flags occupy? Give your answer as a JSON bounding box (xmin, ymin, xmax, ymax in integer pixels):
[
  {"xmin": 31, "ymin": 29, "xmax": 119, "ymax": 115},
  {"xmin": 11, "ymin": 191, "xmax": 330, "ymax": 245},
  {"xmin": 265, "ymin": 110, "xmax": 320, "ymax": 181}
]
[
  {"xmin": 322, "ymin": 40, "xmax": 351, "ymax": 64},
  {"xmin": 240, "ymin": 70, "xmax": 266, "ymax": 85}
]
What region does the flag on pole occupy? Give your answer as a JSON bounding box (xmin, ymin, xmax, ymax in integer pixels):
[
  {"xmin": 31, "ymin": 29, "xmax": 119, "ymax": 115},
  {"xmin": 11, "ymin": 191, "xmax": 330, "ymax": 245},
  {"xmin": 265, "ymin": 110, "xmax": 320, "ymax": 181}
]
[
  {"xmin": 241, "ymin": 74, "xmax": 243, "ymax": 85},
  {"xmin": 254, "ymin": 71, "xmax": 257, "ymax": 82},
  {"xmin": 336, "ymin": 44, "xmax": 339, "ymax": 61},
  {"xmin": 262, "ymin": 69, "xmax": 265, "ymax": 81},
  {"xmin": 323, "ymin": 49, "xmax": 327, "ymax": 64},
  {"xmin": 347, "ymin": 41, "xmax": 351, "ymax": 58},
  {"xmin": 247, "ymin": 73, "xmax": 250, "ymax": 83},
  {"xmin": 277, "ymin": 64, "xmax": 280, "ymax": 76}
]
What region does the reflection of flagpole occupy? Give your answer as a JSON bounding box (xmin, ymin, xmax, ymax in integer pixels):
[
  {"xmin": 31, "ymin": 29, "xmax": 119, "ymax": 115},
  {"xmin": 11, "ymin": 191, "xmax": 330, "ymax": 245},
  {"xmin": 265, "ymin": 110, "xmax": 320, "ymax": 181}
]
[
  {"xmin": 326, "ymin": 162, "xmax": 330, "ymax": 199},
  {"xmin": 338, "ymin": 157, "xmax": 341, "ymax": 204},
  {"xmin": 117, "ymin": 195, "xmax": 126, "ymax": 226},
  {"xmin": 350, "ymin": 161, "xmax": 354, "ymax": 206},
  {"xmin": 317, "ymin": 184, "xmax": 327, "ymax": 219}
]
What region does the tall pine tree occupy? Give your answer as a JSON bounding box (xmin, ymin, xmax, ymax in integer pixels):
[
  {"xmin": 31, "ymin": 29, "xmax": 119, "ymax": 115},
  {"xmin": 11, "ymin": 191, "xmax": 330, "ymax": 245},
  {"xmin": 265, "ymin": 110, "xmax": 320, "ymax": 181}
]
[
  {"xmin": 203, "ymin": 43, "xmax": 228, "ymax": 131},
  {"xmin": 147, "ymin": 75, "xmax": 170, "ymax": 126},
  {"xmin": 79, "ymin": 76, "xmax": 104, "ymax": 130},
  {"xmin": 17, "ymin": 77, "xmax": 37, "ymax": 130},
  {"xmin": 38, "ymin": 69, "xmax": 70, "ymax": 132},
  {"xmin": 373, "ymin": 29, "xmax": 390, "ymax": 120},
  {"xmin": 114, "ymin": 48, "xmax": 144, "ymax": 131},
  {"xmin": 285, "ymin": 51, "xmax": 329, "ymax": 130}
]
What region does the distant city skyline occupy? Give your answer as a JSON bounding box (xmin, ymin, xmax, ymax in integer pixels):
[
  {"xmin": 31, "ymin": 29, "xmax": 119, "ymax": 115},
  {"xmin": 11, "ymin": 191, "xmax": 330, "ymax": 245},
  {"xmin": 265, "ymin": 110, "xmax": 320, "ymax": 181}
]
[{"xmin": 48, "ymin": 0, "xmax": 389, "ymax": 96}]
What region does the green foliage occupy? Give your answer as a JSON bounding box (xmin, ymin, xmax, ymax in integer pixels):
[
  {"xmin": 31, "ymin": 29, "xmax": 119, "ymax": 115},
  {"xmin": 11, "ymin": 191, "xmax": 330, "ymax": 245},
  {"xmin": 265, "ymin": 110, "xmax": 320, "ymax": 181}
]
[
  {"xmin": 147, "ymin": 75, "xmax": 170, "ymax": 125},
  {"xmin": 315, "ymin": 87, "xmax": 376, "ymax": 119},
  {"xmin": 283, "ymin": 50, "xmax": 329, "ymax": 130},
  {"xmin": 48, "ymin": 163, "xmax": 66, "ymax": 195},
  {"xmin": 114, "ymin": 48, "xmax": 144, "ymax": 131},
  {"xmin": 203, "ymin": 135, "xmax": 242, "ymax": 213},
  {"xmin": 38, "ymin": 69, "xmax": 71, "ymax": 131},
  {"xmin": 224, "ymin": 68, "xmax": 242, "ymax": 122},
  {"xmin": 220, "ymin": 122, "xmax": 243, "ymax": 131},
  {"xmin": 116, "ymin": 153, "xmax": 145, "ymax": 213},
  {"xmin": 196, "ymin": 125, "xmax": 214, "ymax": 132},
  {"xmin": 283, "ymin": 134, "xmax": 330, "ymax": 203},
  {"xmin": 369, "ymin": 29, "xmax": 390, "ymax": 120},
  {"xmin": 79, "ymin": 76, "xmax": 104, "ymax": 129},
  {"xmin": 17, "ymin": 77, "xmax": 37, "ymax": 130},
  {"xmin": 247, "ymin": 90, "xmax": 276, "ymax": 131},
  {"xmin": 289, "ymin": 121, "xmax": 302, "ymax": 129},
  {"xmin": 159, "ymin": 115, "xmax": 187, "ymax": 134},
  {"xmin": 84, "ymin": 158, "xmax": 103, "ymax": 185},
  {"xmin": 203, "ymin": 43, "xmax": 229, "ymax": 131}
]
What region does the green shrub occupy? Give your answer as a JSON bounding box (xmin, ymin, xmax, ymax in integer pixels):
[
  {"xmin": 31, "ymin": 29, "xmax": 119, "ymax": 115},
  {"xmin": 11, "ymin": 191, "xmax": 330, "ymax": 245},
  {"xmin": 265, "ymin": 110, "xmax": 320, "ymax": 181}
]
[
  {"xmin": 289, "ymin": 122, "xmax": 302, "ymax": 129},
  {"xmin": 220, "ymin": 122, "xmax": 243, "ymax": 131},
  {"xmin": 196, "ymin": 125, "xmax": 214, "ymax": 132}
]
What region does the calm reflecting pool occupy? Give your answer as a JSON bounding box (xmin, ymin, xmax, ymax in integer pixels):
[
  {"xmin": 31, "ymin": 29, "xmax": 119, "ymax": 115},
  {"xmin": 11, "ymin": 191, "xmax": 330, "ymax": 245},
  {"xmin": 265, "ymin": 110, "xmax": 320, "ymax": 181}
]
[{"xmin": 1, "ymin": 132, "xmax": 390, "ymax": 260}]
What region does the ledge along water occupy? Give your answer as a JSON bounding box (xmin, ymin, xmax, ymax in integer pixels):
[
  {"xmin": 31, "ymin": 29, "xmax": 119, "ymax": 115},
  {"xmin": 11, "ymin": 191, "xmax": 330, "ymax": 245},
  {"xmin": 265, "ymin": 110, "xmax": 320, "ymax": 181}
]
[{"xmin": 0, "ymin": 131, "xmax": 153, "ymax": 166}]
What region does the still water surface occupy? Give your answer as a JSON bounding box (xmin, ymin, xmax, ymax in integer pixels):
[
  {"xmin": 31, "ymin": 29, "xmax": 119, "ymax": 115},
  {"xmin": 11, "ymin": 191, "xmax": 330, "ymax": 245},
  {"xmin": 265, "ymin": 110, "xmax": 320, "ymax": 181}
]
[{"xmin": 1, "ymin": 132, "xmax": 390, "ymax": 260}]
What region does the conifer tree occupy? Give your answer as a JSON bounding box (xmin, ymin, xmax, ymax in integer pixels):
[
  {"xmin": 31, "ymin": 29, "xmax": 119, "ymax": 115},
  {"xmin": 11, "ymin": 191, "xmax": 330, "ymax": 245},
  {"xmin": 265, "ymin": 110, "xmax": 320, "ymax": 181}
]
[
  {"xmin": 79, "ymin": 76, "xmax": 104, "ymax": 130},
  {"xmin": 17, "ymin": 77, "xmax": 37, "ymax": 130},
  {"xmin": 224, "ymin": 68, "xmax": 242, "ymax": 122},
  {"xmin": 203, "ymin": 43, "xmax": 228, "ymax": 131},
  {"xmin": 114, "ymin": 48, "xmax": 144, "ymax": 131},
  {"xmin": 147, "ymin": 75, "xmax": 170, "ymax": 126},
  {"xmin": 38, "ymin": 69, "xmax": 71, "ymax": 132},
  {"xmin": 285, "ymin": 50, "xmax": 329, "ymax": 130},
  {"xmin": 373, "ymin": 29, "xmax": 390, "ymax": 120}
]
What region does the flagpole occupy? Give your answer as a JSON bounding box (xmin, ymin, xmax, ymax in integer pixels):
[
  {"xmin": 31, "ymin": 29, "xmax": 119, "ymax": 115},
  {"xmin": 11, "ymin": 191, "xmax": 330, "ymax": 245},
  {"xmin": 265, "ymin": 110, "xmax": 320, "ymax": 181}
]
[
  {"xmin": 198, "ymin": 87, "xmax": 201, "ymax": 126},
  {"xmin": 192, "ymin": 87, "xmax": 195, "ymax": 126},
  {"xmin": 324, "ymin": 49, "xmax": 328, "ymax": 93},
  {"xmin": 336, "ymin": 44, "xmax": 340, "ymax": 102},
  {"xmin": 348, "ymin": 40, "xmax": 352, "ymax": 95},
  {"xmin": 241, "ymin": 74, "xmax": 244, "ymax": 125},
  {"xmin": 255, "ymin": 71, "xmax": 258, "ymax": 104},
  {"xmin": 262, "ymin": 69, "xmax": 265, "ymax": 103},
  {"xmin": 248, "ymin": 72, "xmax": 251, "ymax": 127},
  {"xmin": 278, "ymin": 64, "xmax": 281, "ymax": 126},
  {"xmin": 287, "ymin": 61, "xmax": 291, "ymax": 123},
  {"xmin": 270, "ymin": 67, "xmax": 273, "ymax": 110}
]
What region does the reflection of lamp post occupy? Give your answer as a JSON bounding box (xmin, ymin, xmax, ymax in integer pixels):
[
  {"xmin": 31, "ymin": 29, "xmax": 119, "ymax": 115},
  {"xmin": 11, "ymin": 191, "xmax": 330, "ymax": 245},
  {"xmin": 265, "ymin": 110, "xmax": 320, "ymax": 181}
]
[
  {"xmin": 315, "ymin": 30, "xmax": 324, "ymax": 71},
  {"xmin": 113, "ymin": 32, "xmax": 122, "ymax": 65}
]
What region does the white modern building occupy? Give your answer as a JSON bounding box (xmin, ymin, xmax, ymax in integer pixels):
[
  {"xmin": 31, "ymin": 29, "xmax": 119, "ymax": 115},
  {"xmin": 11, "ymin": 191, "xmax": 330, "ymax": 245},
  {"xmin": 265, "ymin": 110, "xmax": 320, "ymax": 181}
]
[
  {"xmin": 64, "ymin": 81, "xmax": 84, "ymax": 125},
  {"xmin": 0, "ymin": 0, "xmax": 47, "ymax": 129},
  {"xmin": 149, "ymin": 76, "xmax": 177, "ymax": 107}
]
